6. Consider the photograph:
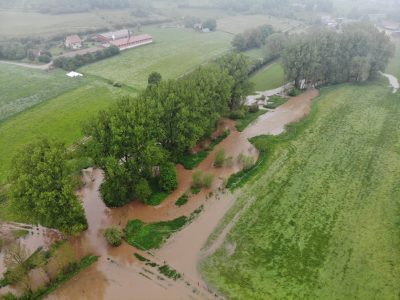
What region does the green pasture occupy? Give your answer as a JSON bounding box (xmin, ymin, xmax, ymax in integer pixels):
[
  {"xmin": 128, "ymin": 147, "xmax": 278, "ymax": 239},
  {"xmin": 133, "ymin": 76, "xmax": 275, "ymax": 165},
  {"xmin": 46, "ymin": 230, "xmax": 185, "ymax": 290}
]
[
  {"xmin": 202, "ymin": 81, "xmax": 400, "ymax": 299},
  {"xmin": 250, "ymin": 62, "xmax": 286, "ymax": 91},
  {"xmin": 0, "ymin": 82, "xmax": 129, "ymax": 183},
  {"xmin": 0, "ymin": 64, "xmax": 88, "ymax": 122},
  {"xmin": 80, "ymin": 26, "xmax": 232, "ymax": 88}
]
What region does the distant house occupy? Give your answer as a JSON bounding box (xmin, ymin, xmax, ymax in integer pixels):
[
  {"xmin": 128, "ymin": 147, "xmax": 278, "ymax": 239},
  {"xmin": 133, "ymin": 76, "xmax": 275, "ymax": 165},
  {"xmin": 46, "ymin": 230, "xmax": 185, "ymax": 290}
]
[
  {"xmin": 193, "ymin": 23, "xmax": 203, "ymax": 31},
  {"xmin": 65, "ymin": 35, "xmax": 82, "ymax": 50},
  {"xmin": 108, "ymin": 34, "xmax": 153, "ymax": 51},
  {"xmin": 96, "ymin": 29, "xmax": 130, "ymax": 43}
]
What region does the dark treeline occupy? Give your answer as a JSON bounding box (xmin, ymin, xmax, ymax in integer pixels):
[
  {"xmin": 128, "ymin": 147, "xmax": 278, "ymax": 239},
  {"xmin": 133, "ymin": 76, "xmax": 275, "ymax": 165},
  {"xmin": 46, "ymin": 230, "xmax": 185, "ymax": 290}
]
[
  {"xmin": 232, "ymin": 24, "xmax": 274, "ymax": 52},
  {"xmin": 282, "ymin": 23, "xmax": 394, "ymax": 88},
  {"xmin": 53, "ymin": 45, "xmax": 120, "ymax": 70},
  {"xmin": 83, "ymin": 53, "xmax": 252, "ymax": 207}
]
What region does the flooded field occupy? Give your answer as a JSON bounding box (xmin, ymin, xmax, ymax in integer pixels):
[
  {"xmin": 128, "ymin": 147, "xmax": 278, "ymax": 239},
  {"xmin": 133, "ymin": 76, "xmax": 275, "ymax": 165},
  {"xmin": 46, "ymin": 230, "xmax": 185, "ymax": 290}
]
[{"xmin": 1, "ymin": 89, "xmax": 318, "ymax": 300}]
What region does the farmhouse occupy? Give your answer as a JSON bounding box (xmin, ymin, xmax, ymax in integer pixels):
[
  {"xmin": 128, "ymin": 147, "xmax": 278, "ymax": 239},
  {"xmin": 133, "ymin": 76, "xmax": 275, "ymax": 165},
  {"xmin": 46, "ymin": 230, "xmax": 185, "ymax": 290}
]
[
  {"xmin": 65, "ymin": 35, "xmax": 82, "ymax": 50},
  {"xmin": 96, "ymin": 29, "xmax": 130, "ymax": 43},
  {"xmin": 109, "ymin": 34, "xmax": 153, "ymax": 51}
]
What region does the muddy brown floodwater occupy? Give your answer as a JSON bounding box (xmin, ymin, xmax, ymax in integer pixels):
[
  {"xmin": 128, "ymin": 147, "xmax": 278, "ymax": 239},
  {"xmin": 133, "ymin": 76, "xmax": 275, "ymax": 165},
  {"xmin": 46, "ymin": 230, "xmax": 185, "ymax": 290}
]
[{"xmin": 38, "ymin": 89, "xmax": 318, "ymax": 300}]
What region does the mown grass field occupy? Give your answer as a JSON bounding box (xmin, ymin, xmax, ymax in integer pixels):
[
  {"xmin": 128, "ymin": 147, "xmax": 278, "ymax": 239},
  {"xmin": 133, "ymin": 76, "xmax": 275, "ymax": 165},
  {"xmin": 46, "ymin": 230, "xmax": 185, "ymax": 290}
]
[
  {"xmin": 386, "ymin": 38, "xmax": 400, "ymax": 79},
  {"xmin": 0, "ymin": 64, "xmax": 88, "ymax": 122},
  {"xmin": 202, "ymin": 81, "xmax": 400, "ymax": 299},
  {"xmin": 0, "ymin": 82, "xmax": 129, "ymax": 183},
  {"xmin": 81, "ymin": 26, "xmax": 232, "ymax": 88},
  {"xmin": 250, "ymin": 62, "xmax": 285, "ymax": 91},
  {"xmin": 217, "ymin": 15, "xmax": 301, "ymax": 34}
]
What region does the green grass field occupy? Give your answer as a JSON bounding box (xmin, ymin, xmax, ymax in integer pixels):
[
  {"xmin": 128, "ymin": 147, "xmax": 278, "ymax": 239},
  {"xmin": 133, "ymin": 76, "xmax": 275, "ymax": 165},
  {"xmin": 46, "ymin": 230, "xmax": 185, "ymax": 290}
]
[
  {"xmin": 217, "ymin": 15, "xmax": 301, "ymax": 34},
  {"xmin": 0, "ymin": 82, "xmax": 129, "ymax": 183},
  {"xmin": 0, "ymin": 64, "xmax": 89, "ymax": 122},
  {"xmin": 0, "ymin": 9, "xmax": 165, "ymax": 38},
  {"xmin": 80, "ymin": 26, "xmax": 232, "ymax": 88},
  {"xmin": 202, "ymin": 81, "xmax": 400, "ymax": 299},
  {"xmin": 250, "ymin": 62, "xmax": 285, "ymax": 91},
  {"xmin": 386, "ymin": 38, "xmax": 400, "ymax": 79}
]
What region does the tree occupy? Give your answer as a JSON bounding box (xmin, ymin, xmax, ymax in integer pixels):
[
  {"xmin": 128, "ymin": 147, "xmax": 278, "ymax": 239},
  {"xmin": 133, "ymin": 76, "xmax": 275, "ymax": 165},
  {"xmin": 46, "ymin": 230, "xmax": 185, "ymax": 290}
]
[
  {"xmin": 38, "ymin": 54, "xmax": 51, "ymax": 63},
  {"xmin": 216, "ymin": 53, "xmax": 253, "ymax": 109},
  {"xmin": 203, "ymin": 19, "xmax": 217, "ymax": 31},
  {"xmin": 159, "ymin": 162, "xmax": 177, "ymax": 192},
  {"xmin": 134, "ymin": 178, "xmax": 152, "ymax": 203},
  {"xmin": 148, "ymin": 71, "xmax": 162, "ymax": 86},
  {"xmin": 9, "ymin": 139, "xmax": 87, "ymax": 234}
]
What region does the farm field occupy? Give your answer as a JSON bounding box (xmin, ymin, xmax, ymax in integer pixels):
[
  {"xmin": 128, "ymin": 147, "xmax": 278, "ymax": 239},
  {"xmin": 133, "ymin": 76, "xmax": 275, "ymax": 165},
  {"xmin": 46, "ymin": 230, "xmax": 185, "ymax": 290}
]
[
  {"xmin": 217, "ymin": 14, "xmax": 302, "ymax": 34},
  {"xmin": 202, "ymin": 81, "xmax": 400, "ymax": 299},
  {"xmin": 81, "ymin": 26, "xmax": 232, "ymax": 88},
  {"xmin": 0, "ymin": 9, "xmax": 166, "ymax": 38},
  {"xmin": 0, "ymin": 64, "xmax": 89, "ymax": 122},
  {"xmin": 250, "ymin": 62, "xmax": 285, "ymax": 91},
  {"xmin": 386, "ymin": 38, "xmax": 400, "ymax": 78},
  {"xmin": 0, "ymin": 82, "xmax": 129, "ymax": 183}
]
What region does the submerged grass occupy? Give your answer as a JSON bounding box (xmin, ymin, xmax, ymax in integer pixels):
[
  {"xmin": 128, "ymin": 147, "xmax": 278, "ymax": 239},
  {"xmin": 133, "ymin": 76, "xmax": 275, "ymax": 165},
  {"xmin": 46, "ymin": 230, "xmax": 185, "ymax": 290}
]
[{"xmin": 202, "ymin": 81, "xmax": 400, "ymax": 299}]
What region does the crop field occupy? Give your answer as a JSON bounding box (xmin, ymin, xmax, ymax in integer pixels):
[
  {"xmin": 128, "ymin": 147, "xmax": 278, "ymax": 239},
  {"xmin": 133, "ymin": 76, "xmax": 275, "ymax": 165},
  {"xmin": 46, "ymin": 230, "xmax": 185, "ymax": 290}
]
[
  {"xmin": 0, "ymin": 64, "xmax": 89, "ymax": 122},
  {"xmin": 0, "ymin": 82, "xmax": 129, "ymax": 183},
  {"xmin": 386, "ymin": 38, "xmax": 400, "ymax": 79},
  {"xmin": 217, "ymin": 15, "xmax": 302, "ymax": 34},
  {"xmin": 0, "ymin": 9, "xmax": 165, "ymax": 38},
  {"xmin": 250, "ymin": 62, "xmax": 285, "ymax": 91},
  {"xmin": 202, "ymin": 81, "xmax": 400, "ymax": 299},
  {"xmin": 81, "ymin": 26, "xmax": 232, "ymax": 88}
]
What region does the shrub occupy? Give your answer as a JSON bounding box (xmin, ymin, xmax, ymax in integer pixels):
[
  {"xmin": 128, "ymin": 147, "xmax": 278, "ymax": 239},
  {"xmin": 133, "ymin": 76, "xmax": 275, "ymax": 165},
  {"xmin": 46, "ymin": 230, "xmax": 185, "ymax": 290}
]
[
  {"xmin": 103, "ymin": 227, "xmax": 123, "ymax": 247},
  {"xmin": 192, "ymin": 170, "xmax": 204, "ymax": 189},
  {"xmin": 135, "ymin": 178, "xmax": 152, "ymax": 204},
  {"xmin": 214, "ymin": 149, "xmax": 226, "ymax": 168},
  {"xmin": 288, "ymin": 87, "xmax": 301, "ymax": 96},
  {"xmin": 158, "ymin": 265, "xmax": 181, "ymax": 280},
  {"xmin": 175, "ymin": 194, "xmax": 189, "ymax": 207},
  {"xmin": 38, "ymin": 54, "xmax": 51, "ymax": 63},
  {"xmin": 229, "ymin": 109, "xmax": 246, "ymax": 120},
  {"xmin": 159, "ymin": 163, "xmax": 177, "ymax": 192},
  {"xmin": 238, "ymin": 153, "xmax": 255, "ymax": 171},
  {"xmin": 248, "ymin": 104, "xmax": 259, "ymax": 113},
  {"xmin": 203, "ymin": 173, "xmax": 214, "ymax": 188}
]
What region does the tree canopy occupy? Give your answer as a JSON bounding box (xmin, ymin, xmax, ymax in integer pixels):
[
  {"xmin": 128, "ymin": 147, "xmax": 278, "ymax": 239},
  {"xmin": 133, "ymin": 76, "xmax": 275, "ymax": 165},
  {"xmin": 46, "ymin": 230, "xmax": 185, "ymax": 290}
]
[
  {"xmin": 9, "ymin": 139, "xmax": 87, "ymax": 234},
  {"xmin": 282, "ymin": 23, "xmax": 394, "ymax": 88}
]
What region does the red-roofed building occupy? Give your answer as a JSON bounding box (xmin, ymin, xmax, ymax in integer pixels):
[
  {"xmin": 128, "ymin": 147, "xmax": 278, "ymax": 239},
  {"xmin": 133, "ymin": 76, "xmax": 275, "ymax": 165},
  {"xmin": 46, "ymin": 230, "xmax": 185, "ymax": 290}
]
[
  {"xmin": 65, "ymin": 35, "xmax": 82, "ymax": 50},
  {"xmin": 108, "ymin": 34, "xmax": 153, "ymax": 51}
]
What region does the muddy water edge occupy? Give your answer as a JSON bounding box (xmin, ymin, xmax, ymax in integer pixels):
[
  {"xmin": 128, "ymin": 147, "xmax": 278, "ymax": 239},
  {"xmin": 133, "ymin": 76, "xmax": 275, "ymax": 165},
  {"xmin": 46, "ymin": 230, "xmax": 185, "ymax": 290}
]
[{"xmin": 2, "ymin": 89, "xmax": 318, "ymax": 300}]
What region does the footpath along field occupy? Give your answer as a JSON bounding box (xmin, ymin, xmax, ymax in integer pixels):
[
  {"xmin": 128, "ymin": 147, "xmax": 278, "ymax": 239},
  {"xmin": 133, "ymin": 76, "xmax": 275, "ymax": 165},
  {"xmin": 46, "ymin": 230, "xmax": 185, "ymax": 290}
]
[
  {"xmin": 81, "ymin": 26, "xmax": 232, "ymax": 88},
  {"xmin": 202, "ymin": 80, "xmax": 400, "ymax": 299}
]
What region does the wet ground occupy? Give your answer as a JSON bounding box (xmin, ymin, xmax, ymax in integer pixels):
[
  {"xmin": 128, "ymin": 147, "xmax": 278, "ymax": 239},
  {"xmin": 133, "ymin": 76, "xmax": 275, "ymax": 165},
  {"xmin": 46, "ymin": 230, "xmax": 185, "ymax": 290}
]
[{"xmin": 1, "ymin": 89, "xmax": 318, "ymax": 300}]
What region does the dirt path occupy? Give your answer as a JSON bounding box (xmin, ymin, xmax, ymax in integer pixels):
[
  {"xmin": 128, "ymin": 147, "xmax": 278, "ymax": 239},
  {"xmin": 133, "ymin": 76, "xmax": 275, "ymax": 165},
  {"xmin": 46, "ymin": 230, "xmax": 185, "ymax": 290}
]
[
  {"xmin": 12, "ymin": 89, "xmax": 318, "ymax": 300},
  {"xmin": 0, "ymin": 60, "xmax": 52, "ymax": 70}
]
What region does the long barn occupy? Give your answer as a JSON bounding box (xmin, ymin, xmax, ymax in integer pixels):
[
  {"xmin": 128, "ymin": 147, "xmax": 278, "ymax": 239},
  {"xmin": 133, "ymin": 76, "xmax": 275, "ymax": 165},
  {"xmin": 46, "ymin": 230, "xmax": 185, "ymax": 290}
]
[{"xmin": 109, "ymin": 34, "xmax": 153, "ymax": 50}]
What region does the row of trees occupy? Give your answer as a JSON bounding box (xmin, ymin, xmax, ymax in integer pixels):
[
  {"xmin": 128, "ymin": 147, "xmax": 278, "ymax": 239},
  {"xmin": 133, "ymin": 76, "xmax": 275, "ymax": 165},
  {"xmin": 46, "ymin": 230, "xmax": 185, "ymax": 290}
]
[
  {"xmin": 84, "ymin": 53, "xmax": 252, "ymax": 207},
  {"xmin": 232, "ymin": 24, "xmax": 274, "ymax": 52},
  {"xmin": 53, "ymin": 45, "xmax": 120, "ymax": 70},
  {"xmin": 282, "ymin": 23, "xmax": 394, "ymax": 88}
]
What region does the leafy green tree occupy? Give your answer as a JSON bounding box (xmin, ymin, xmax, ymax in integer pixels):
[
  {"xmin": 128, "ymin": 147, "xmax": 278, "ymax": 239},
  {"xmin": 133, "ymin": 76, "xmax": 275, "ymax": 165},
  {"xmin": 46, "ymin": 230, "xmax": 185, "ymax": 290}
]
[
  {"xmin": 216, "ymin": 53, "xmax": 253, "ymax": 109},
  {"xmin": 148, "ymin": 71, "xmax": 162, "ymax": 86},
  {"xmin": 9, "ymin": 139, "xmax": 87, "ymax": 234},
  {"xmin": 203, "ymin": 19, "xmax": 217, "ymax": 31},
  {"xmin": 159, "ymin": 163, "xmax": 177, "ymax": 192},
  {"xmin": 135, "ymin": 178, "xmax": 152, "ymax": 203}
]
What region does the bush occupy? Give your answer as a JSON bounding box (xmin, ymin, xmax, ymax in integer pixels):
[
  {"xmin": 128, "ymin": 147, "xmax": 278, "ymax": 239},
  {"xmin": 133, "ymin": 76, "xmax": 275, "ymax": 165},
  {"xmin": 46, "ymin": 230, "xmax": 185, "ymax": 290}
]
[
  {"xmin": 229, "ymin": 109, "xmax": 246, "ymax": 120},
  {"xmin": 214, "ymin": 149, "xmax": 226, "ymax": 168},
  {"xmin": 159, "ymin": 163, "xmax": 177, "ymax": 193},
  {"xmin": 248, "ymin": 104, "xmax": 259, "ymax": 113},
  {"xmin": 175, "ymin": 194, "xmax": 189, "ymax": 207},
  {"xmin": 288, "ymin": 87, "xmax": 301, "ymax": 96},
  {"xmin": 103, "ymin": 227, "xmax": 123, "ymax": 247},
  {"xmin": 135, "ymin": 178, "xmax": 152, "ymax": 204},
  {"xmin": 192, "ymin": 170, "xmax": 204, "ymax": 189},
  {"xmin": 238, "ymin": 153, "xmax": 255, "ymax": 171},
  {"xmin": 38, "ymin": 54, "xmax": 51, "ymax": 63},
  {"xmin": 203, "ymin": 173, "xmax": 214, "ymax": 188}
]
